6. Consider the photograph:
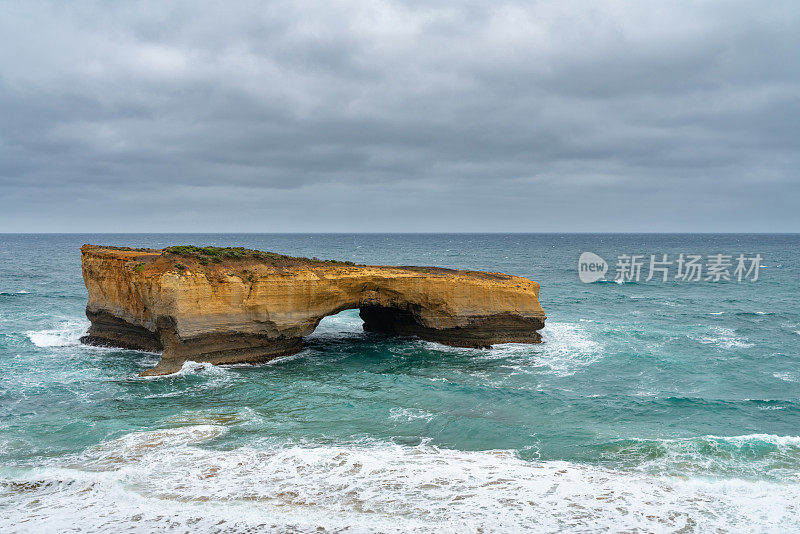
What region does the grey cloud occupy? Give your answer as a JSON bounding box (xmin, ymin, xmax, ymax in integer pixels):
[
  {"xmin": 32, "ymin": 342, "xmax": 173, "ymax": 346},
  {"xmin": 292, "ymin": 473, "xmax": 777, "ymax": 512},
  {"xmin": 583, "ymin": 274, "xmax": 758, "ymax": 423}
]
[{"xmin": 0, "ymin": 0, "xmax": 798, "ymax": 232}]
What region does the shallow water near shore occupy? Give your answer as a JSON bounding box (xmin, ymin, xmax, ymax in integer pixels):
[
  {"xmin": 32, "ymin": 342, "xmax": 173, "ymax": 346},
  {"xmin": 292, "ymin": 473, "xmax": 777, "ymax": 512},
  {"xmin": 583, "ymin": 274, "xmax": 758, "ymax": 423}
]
[{"xmin": 1, "ymin": 233, "xmax": 799, "ymax": 532}]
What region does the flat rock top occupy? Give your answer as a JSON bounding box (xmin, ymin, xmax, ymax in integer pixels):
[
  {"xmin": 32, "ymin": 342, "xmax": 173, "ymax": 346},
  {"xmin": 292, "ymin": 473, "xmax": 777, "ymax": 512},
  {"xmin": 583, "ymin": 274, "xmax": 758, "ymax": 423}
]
[{"xmin": 81, "ymin": 244, "xmax": 524, "ymax": 283}]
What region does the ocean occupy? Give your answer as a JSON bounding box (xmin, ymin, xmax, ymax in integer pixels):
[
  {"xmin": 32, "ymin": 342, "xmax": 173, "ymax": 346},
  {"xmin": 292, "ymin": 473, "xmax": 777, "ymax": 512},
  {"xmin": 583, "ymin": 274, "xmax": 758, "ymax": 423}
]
[{"xmin": 1, "ymin": 233, "xmax": 799, "ymax": 532}]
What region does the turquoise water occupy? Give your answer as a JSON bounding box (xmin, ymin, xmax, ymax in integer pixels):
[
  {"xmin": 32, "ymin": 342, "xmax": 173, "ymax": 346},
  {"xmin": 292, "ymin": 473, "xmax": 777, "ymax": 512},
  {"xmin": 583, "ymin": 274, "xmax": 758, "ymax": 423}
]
[{"xmin": 1, "ymin": 233, "xmax": 799, "ymax": 532}]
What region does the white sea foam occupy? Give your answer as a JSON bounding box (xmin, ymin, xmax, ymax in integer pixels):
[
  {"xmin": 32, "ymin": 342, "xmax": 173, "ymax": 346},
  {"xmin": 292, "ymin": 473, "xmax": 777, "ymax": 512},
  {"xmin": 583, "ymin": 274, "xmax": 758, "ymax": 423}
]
[
  {"xmin": 3, "ymin": 428, "xmax": 800, "ymax": 533},
  {"xmin": 462, "ymin": 322, "xmax": 604, "ymax": 378},
  {"xmin": 79, "ymin": 425, "xmax": 228, "ymax": 470},
  {"xmin": 389, "ymin": 407, "xmax": 436, "ymax": 423},
  {"xmin": 614, "ymin": 434, "xmax": 800, "ymax": 478},
  {"xmin": 25, "ymin": 320, "xmax": 88, "ymax": 348},
  {"xmin": 266, "ymin": 350, "xmax": 312, "ymax": 366},
  {"xmin": 709, "ymin": 433, "xmax": 800, "ymax": 448},
  {"xmin": 144, "ymin": 360, "xmax": 237, "ymax": 387},
  {"xmin": 534, "ymin": 322, "xmax": 603, "ymax": 376},
  {"xmin": 694, "ymin": 326, "xmax": 753, "ymax": 349},
  {"xmin": 774, "ymin": 372, "xmax": 799, "ymax": 383},
  {"xmin": 163, "ymin": 407, "xmax": 266, "ymax": 429},
  {"xmin": 173, "ymin": 360, "xmax": 224, "ymax": 376}
]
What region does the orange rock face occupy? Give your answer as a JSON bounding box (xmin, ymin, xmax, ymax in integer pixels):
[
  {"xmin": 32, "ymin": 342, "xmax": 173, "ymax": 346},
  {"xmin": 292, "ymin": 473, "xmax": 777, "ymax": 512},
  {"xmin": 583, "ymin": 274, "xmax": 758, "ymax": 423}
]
[{"xmin": 80, "ymin": 245, "xmax": 546, "ymax": 376}]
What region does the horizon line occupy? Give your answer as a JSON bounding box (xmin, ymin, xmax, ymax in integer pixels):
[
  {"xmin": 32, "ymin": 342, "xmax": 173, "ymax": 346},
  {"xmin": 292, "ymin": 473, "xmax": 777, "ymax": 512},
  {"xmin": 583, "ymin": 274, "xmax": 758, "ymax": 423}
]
[{"xmin": 2, "ymin": 231, "xmax": 799, "ymax": 236}]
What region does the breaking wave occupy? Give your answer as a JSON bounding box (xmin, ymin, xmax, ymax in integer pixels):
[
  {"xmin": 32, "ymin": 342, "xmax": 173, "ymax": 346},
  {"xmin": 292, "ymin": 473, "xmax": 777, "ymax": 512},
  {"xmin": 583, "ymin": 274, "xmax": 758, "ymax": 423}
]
[
  {"xmin": 600, "ymin": 434, "xmax": 800, "ymax": 481},
  {"xmin": 2, "ymin": 427, "xmax": 799, "ymax": 533},
  {"xmin": 414, "ymin": 321, "xmax": 605, "ymax": 378},
  {"xmin": 25, "ymin": 320, "xmax": 88, "ymax": 348},
  {"xmin": 532, "ymin": 321, "xmax": 604, "ymax": 376}
]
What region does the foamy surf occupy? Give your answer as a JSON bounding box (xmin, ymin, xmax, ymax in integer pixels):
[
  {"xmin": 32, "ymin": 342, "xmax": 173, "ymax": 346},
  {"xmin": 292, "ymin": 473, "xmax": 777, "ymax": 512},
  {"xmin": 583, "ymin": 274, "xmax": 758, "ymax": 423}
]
[
  {"xmin": 389, "ymin": 407, "xmax": 436, "ymax": 423},
  {"xmin": 25, "ymin": 320, "xmax": 88, "ymax": 348},
  {"xmin": 137, "ymin": 360, "xmax": 236, "ymax": 388},
  {"xmin": 693, "ymin": 325, "xmax": 754, "ymax": 349},
  {"xmin": 2, "ymin": 429, "xmax": 799, "ymax": 533},
  {"xmin": 172, "ymin": 360, "xmax": 225, "ymax": 376},
  {"xmin": 417, "ymin": 321, "xmax": 605, "ymax": 378},
  {"xmin": 602, "ymin": 434, "xmax": 800, "ymax": 480},
  {"xmin": 775, "ymin": 372, "xmax": 799, "ymax": 383},
  {"xmin": 535, "ymin": 322, "xmax": 604, "ymax": 376}
]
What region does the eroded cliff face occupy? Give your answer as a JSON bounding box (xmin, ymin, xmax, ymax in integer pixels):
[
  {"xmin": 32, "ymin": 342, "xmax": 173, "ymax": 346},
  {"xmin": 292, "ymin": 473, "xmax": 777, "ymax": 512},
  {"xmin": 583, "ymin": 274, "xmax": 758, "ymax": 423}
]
[{"xmin": 81, "ymin": 245, "xmax": 546, "ymax": 376}]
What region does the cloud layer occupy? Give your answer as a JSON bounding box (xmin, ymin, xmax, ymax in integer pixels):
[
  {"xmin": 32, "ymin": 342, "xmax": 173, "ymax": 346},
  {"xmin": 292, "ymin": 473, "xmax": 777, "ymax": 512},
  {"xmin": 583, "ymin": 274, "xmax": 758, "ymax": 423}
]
[{"xmin": 1, "ymin": 0, "xmax": 798, "ymax": 231}]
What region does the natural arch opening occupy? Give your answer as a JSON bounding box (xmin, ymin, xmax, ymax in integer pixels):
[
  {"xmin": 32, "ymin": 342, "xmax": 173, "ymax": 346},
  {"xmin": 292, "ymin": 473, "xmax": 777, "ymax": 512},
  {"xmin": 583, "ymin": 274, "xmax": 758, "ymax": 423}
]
[
  {"xmin": 303, "ymin": 306, "xmax": 425, "ymax": 343},
  {"xmin": 305, "ymin": 309, "xmax": 364, "ymax": 340},
  {"xmin": 303, "ymin": 305, "xmax": 506, "ymax": 350}
]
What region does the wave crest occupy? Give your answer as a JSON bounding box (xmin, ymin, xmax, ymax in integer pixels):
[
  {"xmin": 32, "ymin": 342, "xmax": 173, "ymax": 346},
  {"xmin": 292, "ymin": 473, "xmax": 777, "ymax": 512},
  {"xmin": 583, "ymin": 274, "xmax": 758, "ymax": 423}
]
[
  {"xmin": 4, "ymin": 430, "xmax": 800, "ymax": 532},
  {"xmin": 25, "ymin": 320, "xmax": 88, "ymax": 348}
]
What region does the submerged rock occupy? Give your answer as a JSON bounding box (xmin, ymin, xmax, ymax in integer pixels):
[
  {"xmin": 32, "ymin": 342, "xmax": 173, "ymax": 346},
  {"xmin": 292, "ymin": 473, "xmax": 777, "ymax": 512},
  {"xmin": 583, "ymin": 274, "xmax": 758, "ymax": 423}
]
[{"xmin": 80, "ymin": 245, "xmax": 546, "ymax": 376}]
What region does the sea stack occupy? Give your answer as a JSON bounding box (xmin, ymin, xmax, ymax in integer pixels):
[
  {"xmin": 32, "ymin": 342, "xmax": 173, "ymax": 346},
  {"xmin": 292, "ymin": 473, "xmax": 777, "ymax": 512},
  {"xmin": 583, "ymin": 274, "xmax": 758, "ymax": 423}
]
[{"xmin": 80, "ymin": 245, "xmax": 546, "ymax": 376}]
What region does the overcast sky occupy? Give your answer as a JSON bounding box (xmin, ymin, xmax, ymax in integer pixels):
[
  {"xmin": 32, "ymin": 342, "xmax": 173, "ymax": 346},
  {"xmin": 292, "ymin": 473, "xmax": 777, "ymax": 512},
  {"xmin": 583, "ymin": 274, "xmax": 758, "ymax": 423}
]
[{"xmin": 1, "ymin": 1, "xmax": 798, "ymax": 232}]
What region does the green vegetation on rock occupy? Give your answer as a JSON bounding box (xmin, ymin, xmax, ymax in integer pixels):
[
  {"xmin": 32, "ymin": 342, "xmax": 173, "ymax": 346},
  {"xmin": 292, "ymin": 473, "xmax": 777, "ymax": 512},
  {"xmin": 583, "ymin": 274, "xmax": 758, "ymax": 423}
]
[{"xmin": 163, "ymin": 245, "xmax": 357, "ymax": 266}]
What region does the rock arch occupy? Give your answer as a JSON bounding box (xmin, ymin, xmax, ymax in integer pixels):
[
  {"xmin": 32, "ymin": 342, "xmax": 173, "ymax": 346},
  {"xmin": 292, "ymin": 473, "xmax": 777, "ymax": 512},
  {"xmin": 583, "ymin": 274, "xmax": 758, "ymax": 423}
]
[{"xmin": 80, "ymin": 245, "xmax": 546, "ymax": 376}]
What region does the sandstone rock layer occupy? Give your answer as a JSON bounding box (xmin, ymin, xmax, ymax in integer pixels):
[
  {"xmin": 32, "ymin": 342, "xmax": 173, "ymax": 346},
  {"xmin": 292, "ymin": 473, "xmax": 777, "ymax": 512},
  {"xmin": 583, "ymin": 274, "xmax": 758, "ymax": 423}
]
[{"xmin": 80, "ymin": 245, "xmax": 546, "ymax": 376}]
